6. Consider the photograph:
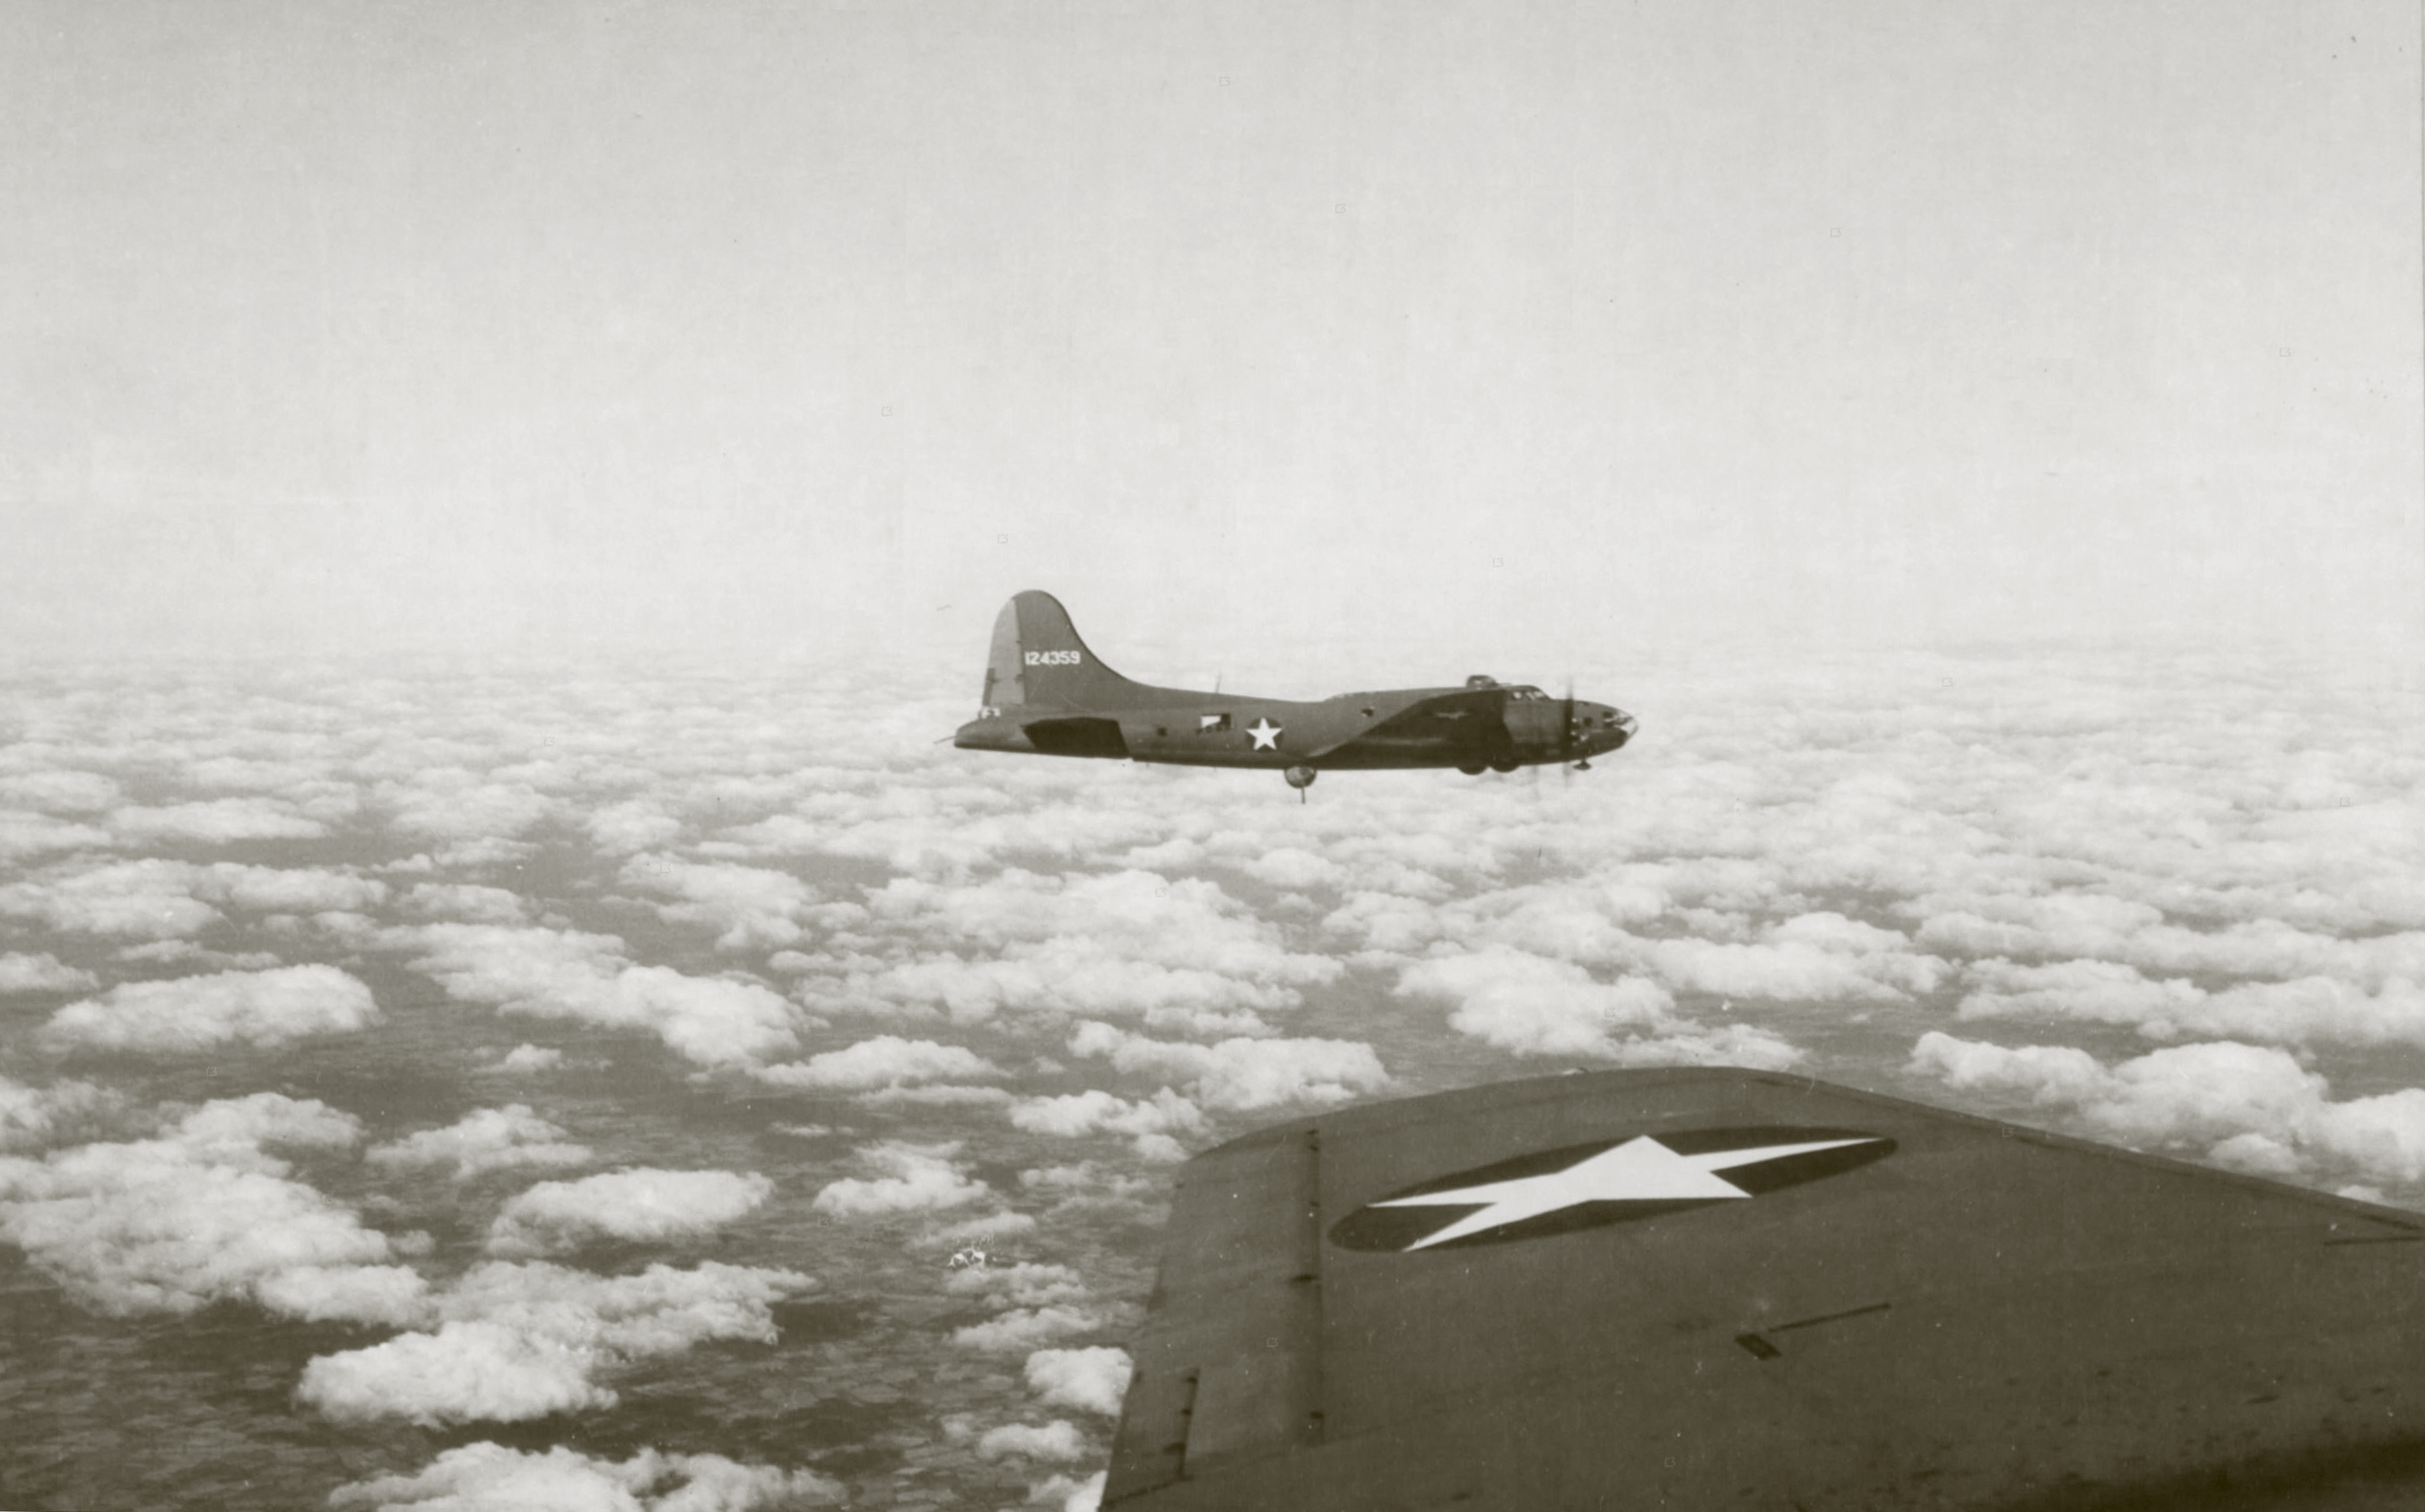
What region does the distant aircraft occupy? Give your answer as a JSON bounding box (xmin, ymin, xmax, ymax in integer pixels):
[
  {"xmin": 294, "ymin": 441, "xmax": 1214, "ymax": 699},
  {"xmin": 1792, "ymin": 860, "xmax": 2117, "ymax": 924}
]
[
  {"xmin": 1103, "ymin": 1067, "xmax": 2425, "ymax": 1510},
  {"xmin": 953, "ymin": 591, "xmax": 1635, "ymax": 798}
]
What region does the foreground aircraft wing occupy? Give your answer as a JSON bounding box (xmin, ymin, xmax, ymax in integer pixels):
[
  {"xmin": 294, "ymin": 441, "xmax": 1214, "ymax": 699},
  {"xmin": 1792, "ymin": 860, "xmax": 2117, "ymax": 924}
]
[
  {"xmin": 1302, "ymin": 686, "xmax": 1510, "ymax": 761},
  {"xmin": 1106, "ymin": 1068, "xmax": 2425, "ymax": 1511}
]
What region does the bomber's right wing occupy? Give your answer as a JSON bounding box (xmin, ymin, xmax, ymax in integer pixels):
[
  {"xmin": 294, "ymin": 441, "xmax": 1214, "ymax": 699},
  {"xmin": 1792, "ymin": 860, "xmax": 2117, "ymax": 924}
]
[
  {"xmin": 1301, "ymin": 686, "xmax": 1511, "ymax": 763},
  {"xmin": 1107, "ymin": 1068, "xmax": 2425, "ymax": 1511}
]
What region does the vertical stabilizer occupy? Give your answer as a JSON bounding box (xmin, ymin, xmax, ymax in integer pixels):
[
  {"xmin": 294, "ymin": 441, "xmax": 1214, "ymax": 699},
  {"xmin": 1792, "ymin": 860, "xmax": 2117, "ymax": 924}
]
[{"xmin": 978, "ymin": 591, "xmax": 1153, "ymax": 710}]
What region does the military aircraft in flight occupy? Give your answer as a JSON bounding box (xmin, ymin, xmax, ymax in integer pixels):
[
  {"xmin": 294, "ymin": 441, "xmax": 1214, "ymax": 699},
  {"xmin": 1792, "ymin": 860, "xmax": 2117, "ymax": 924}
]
[
  {"xmin": 1104, "ymin": 1066, "xmax": 2425, "ymax": 1510},
  {"xmin": 952, "ymin": 591, "xmax": 1635, "ymax": 798}
]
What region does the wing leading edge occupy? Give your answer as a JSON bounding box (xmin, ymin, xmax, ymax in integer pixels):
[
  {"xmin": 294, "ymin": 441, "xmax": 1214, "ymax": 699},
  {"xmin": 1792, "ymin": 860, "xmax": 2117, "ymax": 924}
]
[{"xmin": 1107, "ymin": 1068, "xmax": 2425, "ymax": 1511}]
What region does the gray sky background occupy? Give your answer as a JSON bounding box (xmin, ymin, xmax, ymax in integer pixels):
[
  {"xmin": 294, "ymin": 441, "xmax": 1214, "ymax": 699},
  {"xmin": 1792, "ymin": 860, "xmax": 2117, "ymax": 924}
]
[{"xmin": 4, "ymin": 1, "xmax": 2417, "ymax": 664}]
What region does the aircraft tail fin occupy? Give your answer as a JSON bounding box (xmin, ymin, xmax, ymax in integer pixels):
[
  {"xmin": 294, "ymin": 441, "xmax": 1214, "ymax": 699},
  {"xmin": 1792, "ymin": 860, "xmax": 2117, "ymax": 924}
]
[{"xmin": 979, "ymin": 591, "xmax": 1154, "ymax": 710}]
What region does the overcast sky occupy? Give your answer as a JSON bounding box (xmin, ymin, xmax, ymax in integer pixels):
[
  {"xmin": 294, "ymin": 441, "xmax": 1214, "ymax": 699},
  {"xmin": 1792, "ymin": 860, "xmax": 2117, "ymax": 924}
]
[{"xmin": 4, "ymin": 1, "xmax": 2417, "ymax": 662}]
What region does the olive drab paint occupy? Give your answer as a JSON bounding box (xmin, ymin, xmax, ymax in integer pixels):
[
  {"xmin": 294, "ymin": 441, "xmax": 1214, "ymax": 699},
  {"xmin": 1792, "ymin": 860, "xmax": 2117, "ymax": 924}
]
[
  {"xmin": 1105, "ymin": 1067, "xmax": 2425, "ymax": 1510},
  {"xmin": 955, "ymin": 590, "xmax": 1638, "ymax": 798}
]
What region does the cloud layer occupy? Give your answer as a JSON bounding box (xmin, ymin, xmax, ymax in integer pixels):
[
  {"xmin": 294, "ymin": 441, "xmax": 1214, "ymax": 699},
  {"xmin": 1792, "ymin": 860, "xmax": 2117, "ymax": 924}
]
[
  {"xmin": 1911, "ymin": 1031, "xmax": 2425, "ymax": 1188},
  {"xmin": 0, "ymin": 646, "xmax": 2415, "ymax": 1510}
]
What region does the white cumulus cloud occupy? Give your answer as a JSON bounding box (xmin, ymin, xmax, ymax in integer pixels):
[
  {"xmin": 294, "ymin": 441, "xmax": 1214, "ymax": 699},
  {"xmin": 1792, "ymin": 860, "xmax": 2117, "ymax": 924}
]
[
  {"xmin": 188, "ymin": 863, "xmax": 388, "ymax": 915},
  {"xmin": 378, "ymin": 778, "xmax": 555, "ymax": 841},
  {"xmin": 368, "ymin": 1106, "xmax": 595, "ymax": 1182},
  {"xmin": 1029, "ymin": 1469, "xmax": 1108, "ymax": 1512},
  {"xmin": 1024, "ymin": 1346, "xmax": 1133, "ymax": 1416},
  {"xmin": 945, "ymin": 1262, "xmax": 1090, "ymax": 1308},
  {"xmin": 0, "ymin": 809, "xmax": 114, "ymax": 863},
  {"xmin": 0, "ymin": 858, "xmax": 221, "ymax": 938},
  {"xmin": 109, "ymin": 798, "xmax": 326, "ymax": 845},
  {"xmin": 789, "ymin": 868, "xmax": 1342, "ymax": 1029},
  {"xmin": 1065, "ymin": 1021, "xmax": 1387, "ymax": 1111},
  {"xmin": 978, "ymin": 1420, "xmax": 1091, "ymax": 1463},
  {"xmin": 0, "ymin": 1093, "xmax": 425, "ymax": 1324},
  {"xmin": 1910, "ymin": 1031, "xmax": 2425, "ymax": 1189},
  {"xmin": 0, "ymin": 1075, "xmax": 122, "ymax": 1153},
  {"xmin": 397, "ymin": 923, "xmax": 801, "ymax": 1067},
  {"xmin": 43, "ymin": 964, "xmax": 379, "ymax": 1054},
  {"xmin": 752, "ymin": 1035, "xmax": 1001, "ymax": 1091},
  {"xmin": 1393, "ymin": 948, "xmax": 1800, "ymax": 1067},
  {"xmin": 952, "ymin": 1304, "xmax": 1105, "ymax": 1352},
  {"xmin": 0, "ymin": 952, "xmax": 99, "ymax": 995},
  {"xmin": 1956, "ymin": 955, "xmax": 2425, "ymax": 1049},
  {"xmin": 620, "ymin": 854, "xmax": 825, "ymax": 951},
  {"xmin": 811, "ymin": 1141, "xmax": 989, "ymax": 1217},
  {"xmin": 401, "ymin": 882, "xmax": 534, "ymax": 925},
  {"xmin": 485, "ymin": 1169, "xmax": 775, "ymax": 1256},
  {"xmin": 1395, "ymin": 948, "xmax": 1670, "ymax": 1056},
  {"xmin": 493, "ymin": 1043, "xmax": 566, "ymax": 1073},
  {"xmin": 587, "ymin": 800, "xmax": 687, "ymax": 856},
  {"xmin": 1007, "ymin": 1087, "xmax": 1206, "ymax": 1161},
  {"xmin": 328, "ymin": 1442, "xmax": 843, "ymax": 1509},
  {"xmin": 0, "ymin": 769, "xmax": 123, "ymax": 814},
  {"xmin": 301, "ymin": 1259, "xmax": 813, "ymax": 1427}
]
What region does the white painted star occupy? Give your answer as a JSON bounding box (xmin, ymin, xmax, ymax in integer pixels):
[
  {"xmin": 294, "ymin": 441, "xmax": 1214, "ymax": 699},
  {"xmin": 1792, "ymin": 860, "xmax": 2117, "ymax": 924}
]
[
  {"xmin": 1371, "ymin": 1134, "xmax": 1885, "ymax": 1251},
  {"xmin": 1247, "ymin": 717, "xmax": 1282, "ymax": 751}
]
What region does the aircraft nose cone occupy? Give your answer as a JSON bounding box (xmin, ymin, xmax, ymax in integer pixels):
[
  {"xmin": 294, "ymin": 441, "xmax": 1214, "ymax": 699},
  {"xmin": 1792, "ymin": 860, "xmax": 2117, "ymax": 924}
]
[{"xmin": 1607, "ymin": 708, "xmax": 1636, "ymax": 750}]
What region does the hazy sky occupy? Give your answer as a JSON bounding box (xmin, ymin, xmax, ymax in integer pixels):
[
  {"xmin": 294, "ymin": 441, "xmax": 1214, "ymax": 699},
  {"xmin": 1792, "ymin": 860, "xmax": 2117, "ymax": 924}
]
[{"xmin": 4, "ymin": 1, "xmax": 2417, "ymax": 661}]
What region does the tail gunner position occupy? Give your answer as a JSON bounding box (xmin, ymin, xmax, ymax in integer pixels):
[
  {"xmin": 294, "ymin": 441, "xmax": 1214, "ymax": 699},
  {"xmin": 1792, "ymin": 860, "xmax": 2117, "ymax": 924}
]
[{"xmin": 952, "ymin": 591, "xmax": 1636, "ymax": 799}]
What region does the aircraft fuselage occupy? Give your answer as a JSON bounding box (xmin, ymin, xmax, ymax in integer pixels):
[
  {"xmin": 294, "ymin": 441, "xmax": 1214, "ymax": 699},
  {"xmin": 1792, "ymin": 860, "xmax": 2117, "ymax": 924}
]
[
  {"xmin": 954, "ymin": 685, "xmax": 1630, "ymax": 770},
  {"xmin": 952, "ymin": 593, "xmax": 1635, "ymax": 786}
]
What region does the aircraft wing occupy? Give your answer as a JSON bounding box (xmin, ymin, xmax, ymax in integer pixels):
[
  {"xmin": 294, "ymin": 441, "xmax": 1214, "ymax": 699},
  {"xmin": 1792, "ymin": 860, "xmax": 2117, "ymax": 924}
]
[
  {"xmin": 1104, "ymin": 1068, "xmax": 2425, "ymax": 1511},
  {"xmin": 1301, "ymin": 686, "xmax": 1510, "ymax": 761}
]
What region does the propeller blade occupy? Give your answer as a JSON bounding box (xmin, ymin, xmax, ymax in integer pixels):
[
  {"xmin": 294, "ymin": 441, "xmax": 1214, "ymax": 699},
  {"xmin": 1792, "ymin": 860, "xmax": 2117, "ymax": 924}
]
[{"xmin": 1561, "ymin": 678, "xmax": 1578, "ymax": 766}]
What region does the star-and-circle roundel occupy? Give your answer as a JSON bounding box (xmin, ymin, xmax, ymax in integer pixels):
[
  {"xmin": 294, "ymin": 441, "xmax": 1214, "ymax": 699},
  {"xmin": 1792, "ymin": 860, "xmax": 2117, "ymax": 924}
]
[{"xmin": 1326, "ymin": 1125, "xmax": 1895, "ymax": 1253}]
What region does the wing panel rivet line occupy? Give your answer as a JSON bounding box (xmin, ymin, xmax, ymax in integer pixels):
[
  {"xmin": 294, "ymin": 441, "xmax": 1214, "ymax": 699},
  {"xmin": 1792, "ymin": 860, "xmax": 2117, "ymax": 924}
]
[{"xmin": 1167, "ymin": 1368, "xmax": 1201, "ymax": 1477}]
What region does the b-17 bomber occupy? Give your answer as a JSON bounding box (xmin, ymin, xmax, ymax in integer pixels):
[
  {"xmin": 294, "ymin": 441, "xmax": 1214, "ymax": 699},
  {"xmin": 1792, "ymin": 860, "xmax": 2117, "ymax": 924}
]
[{"xmin": 953, "ymin": 591, "xmax": 1636, "ymax": 798}]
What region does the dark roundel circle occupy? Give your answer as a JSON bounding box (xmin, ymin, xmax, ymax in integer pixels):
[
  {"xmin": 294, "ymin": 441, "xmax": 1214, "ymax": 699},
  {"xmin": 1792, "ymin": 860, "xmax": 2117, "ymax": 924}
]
[{"xmin": 1326, "ymin": 1125, "xmax": 1897, "ymax": 1254}]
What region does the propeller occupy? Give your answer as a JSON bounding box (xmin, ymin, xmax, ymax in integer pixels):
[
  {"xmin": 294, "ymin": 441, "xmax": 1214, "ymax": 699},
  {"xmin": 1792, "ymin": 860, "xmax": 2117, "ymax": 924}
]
[{"xmin": 1560, "ymin": 678, "xmax": 1591, "ymax": 778}]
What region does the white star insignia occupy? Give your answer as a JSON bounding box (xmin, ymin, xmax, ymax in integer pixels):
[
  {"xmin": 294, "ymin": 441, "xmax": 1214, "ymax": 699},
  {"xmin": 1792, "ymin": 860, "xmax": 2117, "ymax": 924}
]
[
  {"xmin": 1247, "ymin": 717, "xmax": 1282, "ymax": 751},
  {"xmin": 1372, "ymin": 1134, "xmax": 1885, "ymax": 1251}
]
